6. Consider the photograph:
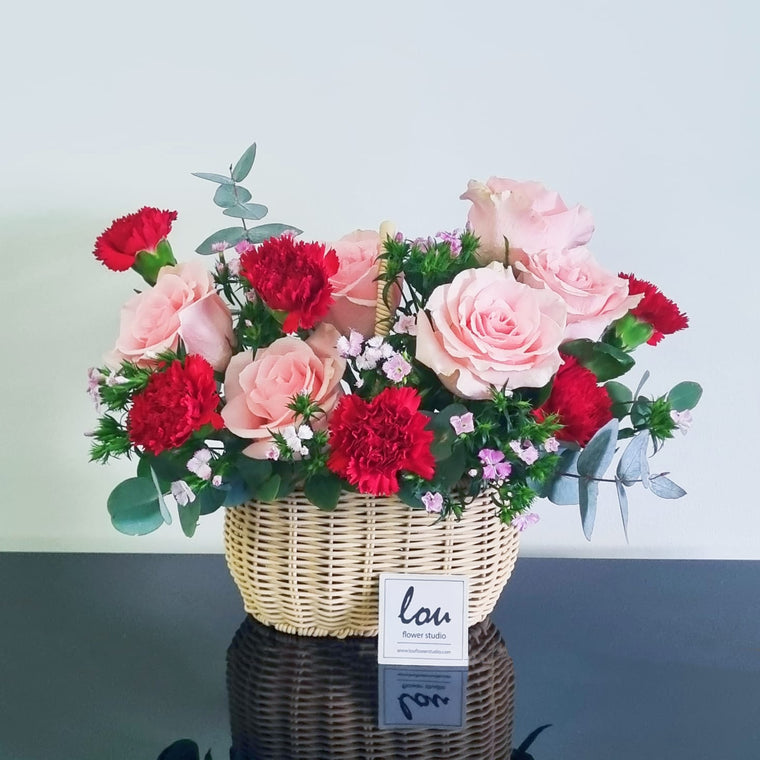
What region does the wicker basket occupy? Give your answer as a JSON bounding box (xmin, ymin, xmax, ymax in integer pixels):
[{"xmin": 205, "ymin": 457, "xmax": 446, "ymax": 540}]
[
  {"xmin": 224, "ymin": 490, "xmax": 519, "ymax": 637},
  {"xmin": 227, "ymin": 615, "xmax": 516, "ymax": 759}
]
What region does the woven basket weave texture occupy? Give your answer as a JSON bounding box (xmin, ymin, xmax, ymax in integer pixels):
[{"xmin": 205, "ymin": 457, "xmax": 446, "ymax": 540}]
[
  {"xmin": 227, "ymin": 614, "xmax": 515, "ymax": 759},
  {"xmin": 224, "ymin": 490, "xmax": 519, "ymax": 637}
]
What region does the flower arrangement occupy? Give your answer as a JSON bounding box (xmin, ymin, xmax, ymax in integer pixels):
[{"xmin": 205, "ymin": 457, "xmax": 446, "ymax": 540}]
[{"xmin": 87, "ymin": 143, "xmax": 701, "ymax": 540}]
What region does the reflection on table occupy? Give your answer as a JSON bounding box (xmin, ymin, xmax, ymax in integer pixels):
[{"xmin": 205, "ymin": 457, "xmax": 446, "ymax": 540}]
[{"xmin": 226, "ymin": 616, "xmax": 515, "ymax": 759}]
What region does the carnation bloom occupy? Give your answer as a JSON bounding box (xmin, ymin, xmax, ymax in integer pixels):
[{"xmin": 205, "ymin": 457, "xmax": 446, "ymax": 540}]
[
  {"xmin": 619, "ymin": 273, "xmax": 689, "ymax": 345},
  {"xmin": 327, "ymin": 386, "xmax": 435, "ymax": 495},
  {"xmin": 534, "ymin": 356, "xmax": 613, "ymax": 447},
  {"xmin": 240, "ymin": 235, "xmax": 339, "ymax": 332},
  {"xmin": 127, "ymin": 355, "xmax": 223, "ymax": 455},
  {"xmin": 93, "ymin": 207, "xmax": 177, "ymax": 272}
]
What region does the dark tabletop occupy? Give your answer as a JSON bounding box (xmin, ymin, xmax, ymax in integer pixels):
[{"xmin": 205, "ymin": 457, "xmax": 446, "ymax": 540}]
[{"xmin": 0, "ymin": 554, "xmax": 757, "ymax": 760}]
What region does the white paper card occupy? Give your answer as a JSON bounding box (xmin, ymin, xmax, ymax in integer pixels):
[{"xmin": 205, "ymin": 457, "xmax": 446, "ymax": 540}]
[
  {"xmin": 377, "ymin": 573, "xmax": 469, "ymax": 666},
  {"xmin": 377, "ymin": 665, "xmax": 467, "ymax": 729}
]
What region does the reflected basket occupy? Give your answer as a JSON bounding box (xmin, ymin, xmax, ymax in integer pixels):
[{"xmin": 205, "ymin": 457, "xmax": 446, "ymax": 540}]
[
  {"xmin": 224, "ymin": 489, "xmax": 519, "ymax": 637},
  {"xmin": 227, "ymin": 614, "xmax": 516, "ymax": 759}
]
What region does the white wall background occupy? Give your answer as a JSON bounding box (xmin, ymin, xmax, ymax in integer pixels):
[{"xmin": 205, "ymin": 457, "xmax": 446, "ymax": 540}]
[{"xmin": 1, "ymin": 0, "xmax": 757, "ymax": 557}]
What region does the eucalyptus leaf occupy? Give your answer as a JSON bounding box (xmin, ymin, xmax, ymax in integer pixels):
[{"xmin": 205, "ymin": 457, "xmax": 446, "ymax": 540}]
[
  {"xmin": 223, "ymin": 203, "xmax": 269, "ymax": 221},
  {"xmin": 577, "ymin": 419, "xmax": 619, "ymax": 478},
  {"xmin": 254, "ymin": 474, "xmax": 281, "ymax": 503},
  {"xmin": 397, "ymin": 479, "xmax": 425, "ymax": 509},
  {"xmin": 198, "ymin": 485, "xmax": 226, "ymax": 515},
  {"xmin": 616, "ymin": 432, "xmax": 649, "ymax": 485},
  {"xmin": 231, "ymin": 142, "xmax": 257, "ymax": 182},
  {"xmin": 634, "ymin": 370, "xmax": 650, "ymax": 398},
  {"xmin": 579, "ymin": 477, "xmax": 599, "ymax": 541},
  {"xmin": 667, "ymin": 381, "xmax": 703, "ymax": 411},
  {"xmin": 648, "ymin": 475, "xmax": 686, "ymax": 499},
  {"xmin": 432, "ymin": 445, "xmax": 467, "ymax": 491},
  {"xmin": 245, "ymin": 223, "xmax": 303, "ymax": 243},
  {"xmin": 630, "ymin": 397, "xmax": 650, "ymax": 428},
  {"xmin": 107, "ymin": 477, "xmax": 164, "ymax": 536},
  {"xmin": 615, "ymin": 478, "xmax": 629, "ymax": 542},
  {"xmin": 148, "ymin": 466, "xmax": 172, "ymax": 524},
  {"xmin": 191, "ymin": 172, "xmax": 234, "ymax": 185},
  {"xmin": 179, "ymin": 497, "xmax": 201, "ymax": 538},
  {"xmin": 304, "ymin": 472, "xmax": 343, "ymax": 511},
  {"xmin": 235, "ymin": 458, "xmax": 273, "ymax": 489},
  {"xmin": 213, "ymin": 184, "xmax": 252, "ymax": 209},
  {"xmin": 541, "ymin": 448, "xmax": 581, "ymax": 505},
  {"xmin": 428, "ymin": 403, "xmax": 469, "ymax": 460},
  {"xmin": 196, "ymin": 227, "xmax": 247, "ymax": 255},
  {"xmin": 605, "ymin": 381, "xmax": 632, "ymax": 419},
  {"xmin": 157, "ymin": 739, "xmax": 201, "ymax": 760},
  {"xmin": 220, "ymin": 476, "xmax": 256, "ymax": 507}
]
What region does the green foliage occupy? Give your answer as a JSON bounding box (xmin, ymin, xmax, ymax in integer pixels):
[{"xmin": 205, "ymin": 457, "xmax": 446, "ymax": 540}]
[
  {"xmin": 231, "ymin": 142, "xmax": 257, "ymax": 182},
  {"xmin": 667, "ymin": 381, "xmax": 702, "ymax": 411},
  {"xmin": 213, "ymin": 184, "xmax": 252, "ymax": 208},
  {"xmin": 89, "ymin": 414, "xmax": 131, "ymax": 463},
  {"xmin": 107, "ymin": 478, "xmax": 164, "ymax": 535},
  {"xmin": 196, "ymin": 227, "xmax": 247, "ymax": 255},
  {"xmin": 561, "ymin": 338, "xmax": 635, "ymax": 381},
  {"xmin": 304, "ymin": 472, "xmax": 343, "ymax": 511}
]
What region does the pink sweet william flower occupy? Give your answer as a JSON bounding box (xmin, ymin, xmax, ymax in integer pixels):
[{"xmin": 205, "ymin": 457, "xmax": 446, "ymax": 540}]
[
  {"xmin": 187, "ymin": 449, "xmax": 213, "ymax": 480},
  {"xmin": 511, "ymin": 512, "xmax": 540, "ymax": 532},
  {"xmin": 478, "ymin": 449, "xmax": 512, "ymax": 481},
  {"xmin": 450, "ymin": 412, "xmax": 474, "ymax": 435},
  {"xmin": 544, "ymin": 436, "xmax": 560, "ymax": 453},
  {"xmin": 393, "ymin": 314, "xmax": 417, "ymax": 336},
  {"xmin": 382, "ymin": 353, "xmax": 412, "ymax": 382},
  {"xmin": 422, "ymin": 491, "xmax": 443, "ymax": 514},
  {"xmin": 670, "ymin": 409, "xmax": 693, "ymax": 434},
  {"xmin": 171, "ymin": 480, "xmax": 195, "ymax": 506},
  {"xmin": 510, "ymin": 440, "xmax": 539, "ymax": 465}
]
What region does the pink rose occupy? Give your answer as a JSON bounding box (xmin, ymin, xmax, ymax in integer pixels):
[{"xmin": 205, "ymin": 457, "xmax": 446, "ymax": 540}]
[
  {"xmin": 514, "ymin": 246, "xmax": 642, "ymax": 341},
  {"xmin": 222, "ymin": 323, "xmax": 346, "ymax": 458},
  {"xmin": 107, "ymin": 260, "xmax": 235, "ymax": 371},
  {"xmin": 461, "ymin": 177, "xmax": 594, "ymax": 264},
  {"xmin": 416, "ymin": 262, "xmax": 567, "ymax": 399},
  {"xmin": 323, "ymin": 230, "xmax": 401, "ymax": 337}
]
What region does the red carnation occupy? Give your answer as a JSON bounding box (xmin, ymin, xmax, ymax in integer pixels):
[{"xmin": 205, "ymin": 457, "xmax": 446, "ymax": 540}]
[
  {"xmin": 535, "ymin": 356, "xmax": 613, "ymax": 447},
  {"xmin": 619, "ymin": 273, "xmax": 689, "ymax": 345},
  {"xmin": 327, "ymin": 387, "xmax": 435, "ymax": 496},
  {"xmin": 94, "ymin": 207, "xmax": 178, "ymax": 272},
  {"xmin": 127, "ymin": 355, "xmax": 223, "ymax": 456},
  {"xmin": 240, "ymin": 235, "xmax": 338, "ymax": 332}
]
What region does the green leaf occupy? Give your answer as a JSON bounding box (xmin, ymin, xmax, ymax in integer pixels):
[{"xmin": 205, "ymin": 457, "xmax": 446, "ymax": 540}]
[
  {"xmin": 235, "ymin": 457, "xmax": 273, "ymax": 489},
  {"xmin": 179, "ymin": 497, "xmax": 201, "ymax": 537},
  {"xmin": 667, "ymin": 381, "xmax": 703, "ymax": 411},
  {"xmin": 542, "ymin": 448, "xmax": 581, "ymax": 505},
  {"xmin": 195, "ymin": 227, "xmax": 247, "ymax": 255},
  {"xmin": 634, "ymin": 370, "xmax": 650, "ymax": 398},
  {"xmin": 397, "ymin": 478, "xmax": 425, "ymax": 509},
  {"xmin": 107, "ymin": 477, "xmax": 164, "ymax": 536},
  {"xmin": 616, "ymin": 432, "xmax": 650, "ymax": 486},
  {"xmin": 148, "ymin": 466, "xmax": 172, "ymax": 524},
  {"xmin": 304, "ymin": 472, "xmax": 343, "ymax": 511},
  {"xmin": 157, "ymin": 739, "xmax": 200, "ymax": 760},
  {"xmin": 577, "ymin": 419, "xmax": 619, "ymax": 478},
  {"xmin": 231, "ymin": 142, "xmax": 257, "ymax": 183},
  {"xmin": 428, "ymin": 403, "xmax": 468, "ymax": 460},
  {"xmin": 561, "ymin": 339, "xmax": 635, "ymax": 382},
  {"xmin": 198, "ymin": 485, "xmax": 226, "ymax": 515},
  {"xmin": 579, "ymin": 477, "xmax": 598, "ymax": 540},
  {"xmin": 192, "ymin": 172, "xmax": 233, "ymax": 185},
  {"xmin": 223, "ymin": 203, "xmax": 269, "ymax": 220},
  {"xmin": 605, "ymin": 381, "xmax": 632, "ymax": 419},
  {"xmin": 254, "ymin": 474, "xmax": 281, "ymax": 503},
  {"xmin": 213, "ymin": 184, "xmax": 252, "ymax": 208},
  {"xmin": 648, "ymin": 475, "xmax": 686, "ymax": 499},
  {"xmin": 245, "ymin": 224, "xmax": 303, "ymax": 243},
  {"xmin": 630, "ymin": 396, "xmax": 650, "ymax": 427},
  {"xmin": 432, "ymin": 445, "xmax": 467, "ymax": 491},
  {"xmin": 615, "ymin": 478, "xmax": 629, "ymax": 542}
]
